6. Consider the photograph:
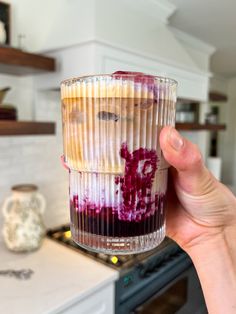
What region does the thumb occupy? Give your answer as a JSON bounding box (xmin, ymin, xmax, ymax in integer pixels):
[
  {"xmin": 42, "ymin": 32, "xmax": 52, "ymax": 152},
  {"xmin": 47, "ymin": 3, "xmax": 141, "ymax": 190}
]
[{"xmin": 160, "ymin": 126, "xmax": 214, "ymax": 195}]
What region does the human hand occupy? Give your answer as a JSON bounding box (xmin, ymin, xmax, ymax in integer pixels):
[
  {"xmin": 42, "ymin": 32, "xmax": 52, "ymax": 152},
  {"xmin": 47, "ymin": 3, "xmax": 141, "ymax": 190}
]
[
  {"xmin": 160, "ymin": 126, "xmax": 236, "ymax": 314},
  {"xmin": 160, "ymin": 126, "xmax": 236, "ymax": 252}
]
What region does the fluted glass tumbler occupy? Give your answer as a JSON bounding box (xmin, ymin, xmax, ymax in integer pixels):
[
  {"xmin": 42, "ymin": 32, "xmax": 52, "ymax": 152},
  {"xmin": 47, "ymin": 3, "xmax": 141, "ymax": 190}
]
[{"xmin": 61, "ymin": 72, "xmax": 177, "ymax": 254}]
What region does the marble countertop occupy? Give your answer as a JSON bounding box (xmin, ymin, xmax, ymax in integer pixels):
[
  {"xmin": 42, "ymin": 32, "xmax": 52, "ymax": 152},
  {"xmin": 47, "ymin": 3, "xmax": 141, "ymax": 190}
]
[{"xmin": 0, "ymin": 238, "xmax": 119, "ymax": 314}]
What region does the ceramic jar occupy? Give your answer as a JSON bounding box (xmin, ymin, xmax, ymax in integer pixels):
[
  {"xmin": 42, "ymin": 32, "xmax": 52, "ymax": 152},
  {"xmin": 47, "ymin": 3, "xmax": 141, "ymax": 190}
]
[{"xmin": 2, "ymin": 184, "xmax": 46, "ymax": 252}]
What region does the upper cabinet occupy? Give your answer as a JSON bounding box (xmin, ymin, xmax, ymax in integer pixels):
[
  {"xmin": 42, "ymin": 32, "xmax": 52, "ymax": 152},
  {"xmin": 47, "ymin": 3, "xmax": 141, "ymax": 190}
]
[{"xmin": 0, "ymin": 46, "xmax": 55, "ymax": 76}]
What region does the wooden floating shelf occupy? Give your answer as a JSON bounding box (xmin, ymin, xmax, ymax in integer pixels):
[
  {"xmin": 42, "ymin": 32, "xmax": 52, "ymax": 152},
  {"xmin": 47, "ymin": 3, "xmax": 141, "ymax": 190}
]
[
  {"xmin": 0, "ymin": 46, "xmax": 55, "ymax": 75},
  {"xmin": 0, "ymin": 121, "xmax": 56, "ymax": 136},
  {"xmin": 209, "ymin": 91, "xmax": 228, "ymax": 102},
  {"xmin": 176, "ymin": 123, "xmax": 226, "ymax": 131},
  {"xmin": 177, "ymin": 97, "xmax": 200, "ymax": 104}
]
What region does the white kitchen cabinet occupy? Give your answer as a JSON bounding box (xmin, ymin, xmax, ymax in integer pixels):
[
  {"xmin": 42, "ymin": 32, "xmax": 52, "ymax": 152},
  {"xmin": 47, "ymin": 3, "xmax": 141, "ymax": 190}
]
[{"xmin": 57, "ymin": 282, "xmax": 115, "ymax": 314}]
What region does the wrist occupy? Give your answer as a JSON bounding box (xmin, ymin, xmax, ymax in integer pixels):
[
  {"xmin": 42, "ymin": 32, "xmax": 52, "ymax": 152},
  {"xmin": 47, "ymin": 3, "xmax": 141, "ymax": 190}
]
[
  {"xmin": 185, "ymin": 230, "xmax": 226, "ymax": 260},
  {"xmin": 186, "ymin": 231, "xmax": 236, "ymax": 314},
  {"xmin": 186, "ymin": 229, "xmax": 235, "ymax": 270},
  {"xmin": 186, "ymin": 228, "xmax": 236, "ymax": 266}
]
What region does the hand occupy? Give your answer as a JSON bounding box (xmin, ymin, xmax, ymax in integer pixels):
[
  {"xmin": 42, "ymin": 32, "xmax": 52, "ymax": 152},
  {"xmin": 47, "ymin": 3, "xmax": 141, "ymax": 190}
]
[
  {"xmin": 160, "ymin": 126, "xmax": 236, "ymax": 314},
  {"xmin": 160, "ymin": 126, "xmax": 236, "ymax": 252}
]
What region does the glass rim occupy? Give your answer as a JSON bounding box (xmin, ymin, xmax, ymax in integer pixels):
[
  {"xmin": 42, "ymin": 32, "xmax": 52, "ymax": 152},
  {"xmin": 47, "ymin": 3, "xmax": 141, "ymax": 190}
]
[{"xmin": 60, "ymin": 73, "xmax": 178, "ymax": 87}]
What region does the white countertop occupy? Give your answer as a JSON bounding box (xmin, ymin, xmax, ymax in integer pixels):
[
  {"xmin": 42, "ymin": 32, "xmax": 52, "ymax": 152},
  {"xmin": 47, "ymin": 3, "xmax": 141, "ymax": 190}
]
[{"xmin": 0, "ymin": 238, "xmax": 119, "ymax": 314}]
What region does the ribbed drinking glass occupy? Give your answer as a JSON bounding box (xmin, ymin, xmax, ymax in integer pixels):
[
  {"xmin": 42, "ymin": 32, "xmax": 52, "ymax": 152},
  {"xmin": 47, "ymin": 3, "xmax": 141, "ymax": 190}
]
[{"xmin": 61, "ymin": 71, "xmax": 177, "ymax": 254}]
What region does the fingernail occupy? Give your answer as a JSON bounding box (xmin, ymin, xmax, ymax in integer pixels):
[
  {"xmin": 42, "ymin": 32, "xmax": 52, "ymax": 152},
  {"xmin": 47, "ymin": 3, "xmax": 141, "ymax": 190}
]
[{"xmin": 168, "ymin": 128, "xmax": 184, "ymax": 151}]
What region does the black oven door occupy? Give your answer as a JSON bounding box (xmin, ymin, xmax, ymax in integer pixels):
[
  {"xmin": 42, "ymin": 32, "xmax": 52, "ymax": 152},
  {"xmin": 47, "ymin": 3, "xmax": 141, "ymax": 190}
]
[{"xmin": 131, "ymin": 266, "xmax": 207, "ymax": 314}]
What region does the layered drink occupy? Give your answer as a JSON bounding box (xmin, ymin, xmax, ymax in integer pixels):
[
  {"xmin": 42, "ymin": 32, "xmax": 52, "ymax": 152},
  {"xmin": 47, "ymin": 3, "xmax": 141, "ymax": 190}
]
[{"xmin": 61, "ymin": 71, "xmax": 177, "ymax": 254}]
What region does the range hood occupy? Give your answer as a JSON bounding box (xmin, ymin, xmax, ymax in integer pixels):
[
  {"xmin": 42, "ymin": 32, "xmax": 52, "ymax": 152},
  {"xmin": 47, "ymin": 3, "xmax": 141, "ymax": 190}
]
[{"xmin": 34, "ymin": 0, "xmax": 213, "ymax": 101}]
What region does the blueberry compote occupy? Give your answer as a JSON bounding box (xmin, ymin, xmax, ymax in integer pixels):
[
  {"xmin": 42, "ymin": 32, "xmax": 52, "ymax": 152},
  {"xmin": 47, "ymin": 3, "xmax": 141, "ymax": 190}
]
[{"xmin": 70, "ymin": 143, "xmax": 166, "ymax": 238}]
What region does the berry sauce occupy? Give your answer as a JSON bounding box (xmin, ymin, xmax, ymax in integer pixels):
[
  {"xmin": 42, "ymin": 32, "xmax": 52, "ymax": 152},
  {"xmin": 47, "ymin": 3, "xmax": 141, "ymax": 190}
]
[{"xmin": 70, "ymin": 143, "xmax": 166, "ymax": 237}]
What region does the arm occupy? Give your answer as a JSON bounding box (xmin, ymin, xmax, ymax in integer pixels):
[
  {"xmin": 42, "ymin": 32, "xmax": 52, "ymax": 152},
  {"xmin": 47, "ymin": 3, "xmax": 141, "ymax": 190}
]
[{"xmin": 188, "ymin": 232, "xmax": 236, "ymax": 314}]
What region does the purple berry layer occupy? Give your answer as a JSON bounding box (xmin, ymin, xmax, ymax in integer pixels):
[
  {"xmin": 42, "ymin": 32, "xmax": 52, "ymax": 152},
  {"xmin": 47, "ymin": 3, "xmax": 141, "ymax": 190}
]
[
  {"xmin": 70, "ymin": 193, "xmax": 166, "ymax": 237},
  {"xmin": 69, "ymin": 143, "xmax": 166, "ymax": 237}
]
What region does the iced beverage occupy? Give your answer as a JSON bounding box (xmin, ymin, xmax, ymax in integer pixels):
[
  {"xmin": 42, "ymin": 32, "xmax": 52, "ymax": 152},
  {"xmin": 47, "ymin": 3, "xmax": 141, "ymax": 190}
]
[{"xmin": 61, "ymin": 71, "xmax": 177, "ymax": 254}]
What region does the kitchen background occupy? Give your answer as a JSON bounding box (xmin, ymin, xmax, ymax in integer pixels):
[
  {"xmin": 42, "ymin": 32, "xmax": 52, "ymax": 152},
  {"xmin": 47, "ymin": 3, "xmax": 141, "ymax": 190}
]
[
  {"xmin": 1, "ymin": 0, "xmax": 235, "ymax": 231},
  {"xmin": 1, "ymin": 1, "xmax": 236, "ymax": 313},
  {"xmin": 0, "ymin": 0, "xmax": 235, "ymax": 229}
]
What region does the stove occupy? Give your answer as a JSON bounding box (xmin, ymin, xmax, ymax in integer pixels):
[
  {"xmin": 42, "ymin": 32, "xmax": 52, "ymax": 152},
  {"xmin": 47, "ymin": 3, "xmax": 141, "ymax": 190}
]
[
  {"xmin": 47, "ymin": 224, "xmax": 181, "ymax": 271},
  {"xmin": 47, "ymin": 225, "xmax": 207, "ymax": 314}
]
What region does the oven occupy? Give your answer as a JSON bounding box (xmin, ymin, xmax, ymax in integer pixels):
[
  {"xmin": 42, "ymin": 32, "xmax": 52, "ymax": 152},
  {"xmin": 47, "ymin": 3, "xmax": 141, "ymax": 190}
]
[
  {"xmin": 47, "ymin": 225, "xmax": 207, "ymax": 314},
  {"xmin": 116, "ymin": 254, "xmax": 207, "ymax": 314}
]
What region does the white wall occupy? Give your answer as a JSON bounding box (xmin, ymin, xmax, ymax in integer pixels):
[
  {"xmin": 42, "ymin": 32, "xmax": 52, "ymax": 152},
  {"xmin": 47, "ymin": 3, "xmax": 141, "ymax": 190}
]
[
  {"xmin": 7, "ymin": 0, "xmax": 95, "ymax": 52},
  {"xmin": 170, "ymin": 27, "xmax": 215, "ymax": 73},
  {"xmin": 210, "ymin": 76, "xmax": 228, "ymax": 94},
  {"xmin": 94, "ymin": 0, "xmax": 199, "ymax": 72}
]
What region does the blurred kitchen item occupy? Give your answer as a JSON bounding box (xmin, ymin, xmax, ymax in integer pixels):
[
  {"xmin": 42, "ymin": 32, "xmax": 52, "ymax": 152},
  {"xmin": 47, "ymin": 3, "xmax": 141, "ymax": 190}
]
[
  {"xmin": 207, "ymin": 157, "xmax": 222, "ymax": 181},
  {"xmin": 206, "ymin": 106, "xmax": 220, "ymax": 157},
  {"xmin": 0, "ymin": 104, "xmax": 17, "ymax": 120},
  {"xmin": 0, "ymin": 87, "xmax": 17, "ymax": 120},
  {"xmin": 0, "ymin": 20, "xmax": 7, "ymax": 44},
  {"xmin": 2, "ymin": 184, "xmax": 46, "ymax": 252},
  {"xmin": 0, "ymin": 86, "xmax": 11, "ymax": 103},
  {"xmin": 176, "ymin": 102, "xmax": 198, "ymax": 123},
  {"xmin": 205, "ymin": 106, "xmax": 219, "ymax": 124},
  {"xmin": 17, "ymin": 34, "xmax": 26, "ymax": 50},
  {"xmin": 0, "ymin": 2, "xmax": 10, "ymax": 45},
  {"xmin": 176, "ymin": 111, "xmax": 195, "ymax": 123}
]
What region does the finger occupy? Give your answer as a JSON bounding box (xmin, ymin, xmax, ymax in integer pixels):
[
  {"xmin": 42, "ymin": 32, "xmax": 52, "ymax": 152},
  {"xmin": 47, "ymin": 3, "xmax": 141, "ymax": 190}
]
[{"xmin": 160, "ymin": 126, "xmax": 215, "ymax": 194}]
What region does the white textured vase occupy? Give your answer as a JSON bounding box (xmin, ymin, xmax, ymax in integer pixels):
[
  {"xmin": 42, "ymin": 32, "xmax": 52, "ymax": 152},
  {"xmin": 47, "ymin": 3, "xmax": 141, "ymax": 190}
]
[{"xmin": 2, "ymin": 184, "xmax": 46, "ymax": 252}]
